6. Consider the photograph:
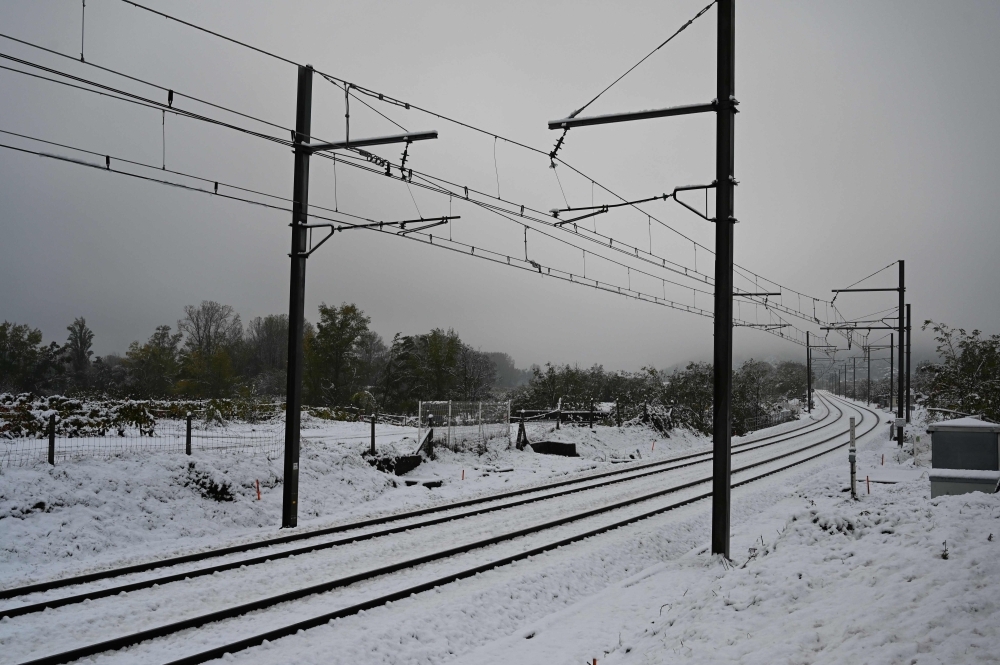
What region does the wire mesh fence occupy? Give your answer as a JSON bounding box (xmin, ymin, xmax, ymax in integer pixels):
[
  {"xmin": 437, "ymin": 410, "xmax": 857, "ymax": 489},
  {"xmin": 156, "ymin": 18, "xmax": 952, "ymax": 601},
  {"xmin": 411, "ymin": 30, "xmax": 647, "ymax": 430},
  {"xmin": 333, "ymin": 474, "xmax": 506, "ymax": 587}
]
[
  {"xmin": 417, "ymin": 400, "xmax": 511, "ymax": 452},
  {"xmin": 1, "ymin": 412, "xmax": 284, "ymax": 467},
  {"xmin": 0, "ymin": 394, "xmax": 286, "ymax": 467},
  {"xmin": 737, "ymin": 409, "xmax": 797, "ymax": 435}
]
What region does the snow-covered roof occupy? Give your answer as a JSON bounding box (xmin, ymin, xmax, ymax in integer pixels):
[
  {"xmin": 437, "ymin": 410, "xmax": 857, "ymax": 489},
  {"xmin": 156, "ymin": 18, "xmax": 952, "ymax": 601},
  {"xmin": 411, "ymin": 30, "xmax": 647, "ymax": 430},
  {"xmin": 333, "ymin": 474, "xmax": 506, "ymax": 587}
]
[
  {"xmin": 929, "ymin": 468, "xmax": 1000, "ymax": 482},
  {"xmin": 928, "ymin": 417, "xmax": 1000, "ymax": 432}
]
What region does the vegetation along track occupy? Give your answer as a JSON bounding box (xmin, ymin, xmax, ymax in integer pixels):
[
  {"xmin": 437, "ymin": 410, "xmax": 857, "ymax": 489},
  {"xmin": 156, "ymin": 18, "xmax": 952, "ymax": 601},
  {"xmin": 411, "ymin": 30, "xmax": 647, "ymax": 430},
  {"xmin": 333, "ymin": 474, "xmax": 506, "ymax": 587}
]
[
  {"xmin": 1, "ymin": 398, "xmax": 835, "ymax": 609},
  {"xmin": 10, "ymin": 394, "xmax": 883, "ymax": 665}
]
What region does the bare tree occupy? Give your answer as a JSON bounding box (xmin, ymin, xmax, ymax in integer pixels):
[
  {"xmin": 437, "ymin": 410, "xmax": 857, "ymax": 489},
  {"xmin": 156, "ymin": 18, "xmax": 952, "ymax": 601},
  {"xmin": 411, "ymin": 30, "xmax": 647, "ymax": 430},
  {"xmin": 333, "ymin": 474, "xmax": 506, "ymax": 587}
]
[
  {"xmin": 178, "ymin": 301, "xmax": 243, "ymax": 356},
  {"xmin": 246, "ymin": 314, "xmax": 287, "ymax": 373}
]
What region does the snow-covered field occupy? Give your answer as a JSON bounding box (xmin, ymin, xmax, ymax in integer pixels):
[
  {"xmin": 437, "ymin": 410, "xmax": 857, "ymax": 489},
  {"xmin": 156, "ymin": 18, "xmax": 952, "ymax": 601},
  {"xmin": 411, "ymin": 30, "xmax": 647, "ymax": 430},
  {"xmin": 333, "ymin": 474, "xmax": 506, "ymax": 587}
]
[
  {"xmin": 0, "ymin": 412, "xmax": 716, "ymax": 585},
  {"xmin": 2, "ymin": 395, "xmax": 995, "ymax": 665}
]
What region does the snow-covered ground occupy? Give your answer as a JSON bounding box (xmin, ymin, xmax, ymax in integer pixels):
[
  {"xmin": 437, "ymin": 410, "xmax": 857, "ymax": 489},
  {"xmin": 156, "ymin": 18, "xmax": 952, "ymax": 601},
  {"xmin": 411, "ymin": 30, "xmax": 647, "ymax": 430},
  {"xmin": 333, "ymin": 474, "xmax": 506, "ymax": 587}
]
[
  {"xmin": 4, "ymin": 395, "xmax": 992, "ymax": 665},
  {"xmin": 457, "ymin": 400, "xmax": 1000, "ymax": 665},
  {"xmin": 0, "ymin": 411, "xmax": 730, "ymax": 586}
]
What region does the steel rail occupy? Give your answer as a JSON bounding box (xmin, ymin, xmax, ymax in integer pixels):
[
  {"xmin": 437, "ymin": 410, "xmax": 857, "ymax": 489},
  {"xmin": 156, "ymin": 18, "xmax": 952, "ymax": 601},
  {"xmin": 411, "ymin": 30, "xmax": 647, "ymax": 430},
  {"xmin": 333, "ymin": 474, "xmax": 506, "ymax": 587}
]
[
  {"xmin": 15, "ymin": 395, "xmax": 880, "ymax": 665},
  {"xmin": 0, "ymin": 400, "xmax": 831, "ymax": 602},
  {"xmin": 1, "ymin": 400, "xmax": 840, "ymax": 619}
]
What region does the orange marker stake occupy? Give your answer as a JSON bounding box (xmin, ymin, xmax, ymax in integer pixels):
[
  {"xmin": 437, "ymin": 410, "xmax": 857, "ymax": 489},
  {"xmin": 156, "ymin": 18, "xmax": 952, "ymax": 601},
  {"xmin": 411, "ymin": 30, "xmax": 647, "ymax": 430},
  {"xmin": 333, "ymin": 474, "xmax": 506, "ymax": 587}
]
[
  {"xmin": 461, "ymin": 469, "xmax": 465, "ymax": 481},
  {"xmin": 651, "ymin": 442, "xmax": 655, "ymax": 452},
  {"xmin": 866, "ymin": 475, "xmax": 870, "ymax": 494},
  {"xmin": 256, "ymin": 479, "xmax": 261, "ymax": 501},
  {"xmin": 881, "ymin": 454, "xmax": 884, "ymax": 466}
]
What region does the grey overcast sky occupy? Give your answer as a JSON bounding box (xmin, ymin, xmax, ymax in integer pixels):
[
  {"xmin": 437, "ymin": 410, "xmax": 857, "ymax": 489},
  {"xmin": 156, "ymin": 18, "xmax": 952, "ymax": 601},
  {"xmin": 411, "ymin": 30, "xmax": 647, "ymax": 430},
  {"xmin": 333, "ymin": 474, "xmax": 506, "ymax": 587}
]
[{"xmin": 1, "ymin": 0, "xmax": 998, "ymax": 372}]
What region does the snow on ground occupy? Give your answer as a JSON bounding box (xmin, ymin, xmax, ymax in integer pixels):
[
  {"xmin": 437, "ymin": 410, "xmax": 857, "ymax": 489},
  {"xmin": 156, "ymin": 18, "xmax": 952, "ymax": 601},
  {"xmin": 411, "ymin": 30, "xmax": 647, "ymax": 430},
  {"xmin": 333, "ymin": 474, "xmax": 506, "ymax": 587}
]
[
  {"xmin": 0, "ymin": 412, "xmax": 740, "ymax": 586},
  {"xmin": 8, "ymin": 398, "xmax": 971, "ymax": 665},
  {"xmin": 456, "ymin": 402, "xmax": 1000, "ymax": 665}
]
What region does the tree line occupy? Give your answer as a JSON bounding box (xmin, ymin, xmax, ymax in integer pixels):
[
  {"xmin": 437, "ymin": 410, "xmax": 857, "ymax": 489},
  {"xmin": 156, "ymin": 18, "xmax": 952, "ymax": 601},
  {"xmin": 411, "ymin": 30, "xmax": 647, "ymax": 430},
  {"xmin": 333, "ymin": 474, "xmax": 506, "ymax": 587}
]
[
  {"xmin": 0, "ymin": 301, "xmax": 528, "ymax": 414},
  {"xmin": 4, "ymin": 306, "xmax": 994, "ymax": 428},
  {"xmin": 509, "ymin": 359, "xmax": 808, "ymax": 436}
]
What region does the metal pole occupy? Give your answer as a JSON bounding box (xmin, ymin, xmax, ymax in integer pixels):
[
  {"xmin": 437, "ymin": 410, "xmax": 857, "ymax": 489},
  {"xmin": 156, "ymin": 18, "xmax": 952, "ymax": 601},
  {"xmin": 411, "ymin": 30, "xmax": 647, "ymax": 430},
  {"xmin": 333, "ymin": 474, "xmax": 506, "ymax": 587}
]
[
  {"xmin": 282, "ymin": 64, "xmax": 313, "ymax": 529},
  {"xmin": 48, "ymin": 413, "xmax": 55, "ymax": 465},
  {"xmin": 852, "ymin": 356, "xmax": 856, "ymax": 400},
  {"xmin": 849, "ymin": 417, "xmax": 857, "ymax": 500},
  {"xmin": 890, "ymin": 333, "xmax": 894, "ymax": 418},
  {"xmin": 370, "ymin": 414, "xmax": 376, "ymax": 455},
  {"xmin": 897, "ymin": 260, "xmax": 905, "ymax": 444},
  {"xmin": 905, "ymin": 303, "xmax": 912, "ymax": 424},
  {"xmin": 806, "ymin": 331, "xmax": 812, "ymax": 414},
  {"xmin": 186, "ymin": 412, "xmax": 192, "ymax": 456},
  {"xmin": 711, "ymin": 0, "xmax": 736, "ymax": 559},
  {"xmin": 866, "ymin": 346, "xmax": 871, "ymax": 405}
]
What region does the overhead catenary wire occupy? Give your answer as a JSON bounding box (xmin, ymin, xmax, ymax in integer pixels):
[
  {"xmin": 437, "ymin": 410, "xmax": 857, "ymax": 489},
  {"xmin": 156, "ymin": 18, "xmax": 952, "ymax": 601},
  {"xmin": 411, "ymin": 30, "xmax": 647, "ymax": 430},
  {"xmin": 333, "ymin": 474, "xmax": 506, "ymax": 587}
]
[
  {"xmin": 106, "ymin": 1, "xmax": 831, "ymax": 316},
  {"xmin": 549, "ymin": 0, "xmax": 716, "ymax": 161},
  {"xmin": 4, "ymin": 11, "xmax": 833, "ymax": 335},
  {"xmin": 0, "ymin": 52, "xmax": 722, "ymax": 301},
  {"xmin": 0, "ymin": 140, "xmax": 712, "ymax": 318},
  {"xmin": 13, "ymin": 15, "xmax": 833, "ymax": 331},
  {"xmin": 0, "ymin": 32, "xmax": 297, "ymax": 138},
  {"xmin": 0, "ymin": 135, "xmax": 812, "ymax": 344},
  {"xmin": 836, "ymin": 260, "xmax": 898, "ymax": 293},
  {"xmin": 0, "ymin": 42, "xmax": 715, "ymax": 291},
  {"xmin": 0, "ymin": 53, "xmax": 291, "ymax": 149},
  {"xmin": 566, "ymin": 0, "xmax": 716, "ymax": 121},
  {"xmin": 0, "ymin": 133, "xmax": 707, "ymax": 302},
  {"xmin": 1, "ymin": 51, "xmax": 822, "ymax": 337}
]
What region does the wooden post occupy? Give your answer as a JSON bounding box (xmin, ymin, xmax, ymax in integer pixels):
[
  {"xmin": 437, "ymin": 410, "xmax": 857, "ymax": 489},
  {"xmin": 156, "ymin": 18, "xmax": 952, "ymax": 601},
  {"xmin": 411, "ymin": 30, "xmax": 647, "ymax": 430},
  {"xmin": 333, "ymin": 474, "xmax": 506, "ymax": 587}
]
[
  {"xmin": 185, "ymin": 412, "xmax": 192, "ymax": 455},
  {"xmin": 370, "ymin": 414, "xmax": 376, "ymax": 455}
]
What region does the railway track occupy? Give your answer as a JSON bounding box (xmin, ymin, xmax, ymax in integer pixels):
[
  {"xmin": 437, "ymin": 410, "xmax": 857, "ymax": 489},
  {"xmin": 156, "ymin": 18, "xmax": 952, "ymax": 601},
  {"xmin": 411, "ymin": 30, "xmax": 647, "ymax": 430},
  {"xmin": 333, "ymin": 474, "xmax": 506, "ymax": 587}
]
[
  {"xmin": 1, "ymin": 397, "xmax": 834, "ymax": 606},
  {"xmin": 4, "ymin": 393, "xmax": 883, "ymax": 665}
]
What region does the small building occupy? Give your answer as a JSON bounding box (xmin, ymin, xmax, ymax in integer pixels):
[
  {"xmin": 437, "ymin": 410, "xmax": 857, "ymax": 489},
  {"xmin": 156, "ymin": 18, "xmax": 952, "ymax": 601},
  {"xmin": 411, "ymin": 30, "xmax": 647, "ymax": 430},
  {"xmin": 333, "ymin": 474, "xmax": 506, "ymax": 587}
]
[{"xmin": 927, "ymin": 417, "xmax": 1000, "ymax": 497}]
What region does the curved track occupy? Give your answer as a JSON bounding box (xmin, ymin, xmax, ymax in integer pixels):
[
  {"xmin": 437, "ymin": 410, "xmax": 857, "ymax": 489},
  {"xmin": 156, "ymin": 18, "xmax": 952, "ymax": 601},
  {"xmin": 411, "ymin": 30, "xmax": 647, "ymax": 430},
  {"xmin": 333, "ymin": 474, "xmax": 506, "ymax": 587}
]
[
  {"xmin": 4, "ymin": 393, "xmax": 884, "ymax": 665},
  {"xmin": 1, "ymin": 399, "xmax": 835, "ymax": 605}
]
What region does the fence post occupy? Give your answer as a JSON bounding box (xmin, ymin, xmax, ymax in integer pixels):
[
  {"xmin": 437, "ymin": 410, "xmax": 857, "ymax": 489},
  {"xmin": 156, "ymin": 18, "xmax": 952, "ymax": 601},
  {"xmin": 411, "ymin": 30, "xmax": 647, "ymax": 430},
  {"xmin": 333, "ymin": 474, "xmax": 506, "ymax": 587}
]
[
  {"xmin": 370, "ymin": 414, "xmax": 376, "ymax": 455},
  {"xmin": 48, "ymin": 413, "xmax": 55, "ymax": 465},
  {"xmin": 426, "ymin": 413, "xmax": 435, "ymax": 460},
  {"xmin": 185, "ymin": 412, "xmax": 192, "ymax": 456},
  {"xmin": 589, "ymin": 404, "xmax": 594, "ymax": 429},
  {"xmin": 448, "ymin": 400, "xmax": 452, "ymax": 449},
  {"xmin": 418, "ymin": 401, "xmax": 422, "ymax": 449},
  {"xmin": 478, "ymin": 402, "xmax": 483, "ymax": 445},
  {"xmin": 615, "ymin": 399, "xmax": 621, "ymax": 427},
  {"xmin": 556, "ymin": 397, "xmax": 561, "ymax": 430}
]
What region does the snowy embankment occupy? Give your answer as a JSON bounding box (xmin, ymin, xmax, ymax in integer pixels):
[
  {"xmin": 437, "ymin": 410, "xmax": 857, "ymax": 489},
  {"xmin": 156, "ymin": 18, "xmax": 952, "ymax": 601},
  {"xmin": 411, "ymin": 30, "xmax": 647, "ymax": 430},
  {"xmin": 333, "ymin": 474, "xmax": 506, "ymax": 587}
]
[
  {"xmin": 0, "ymin": 416, "xmax": 712, "ymax": 585},
  {"xmin": 7, "ymin": 399, "xmax": 987, "ymax": 663},
  {"xmin": 457, "ymin": 406, "xmax": 1000, "ymax": 665}
]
